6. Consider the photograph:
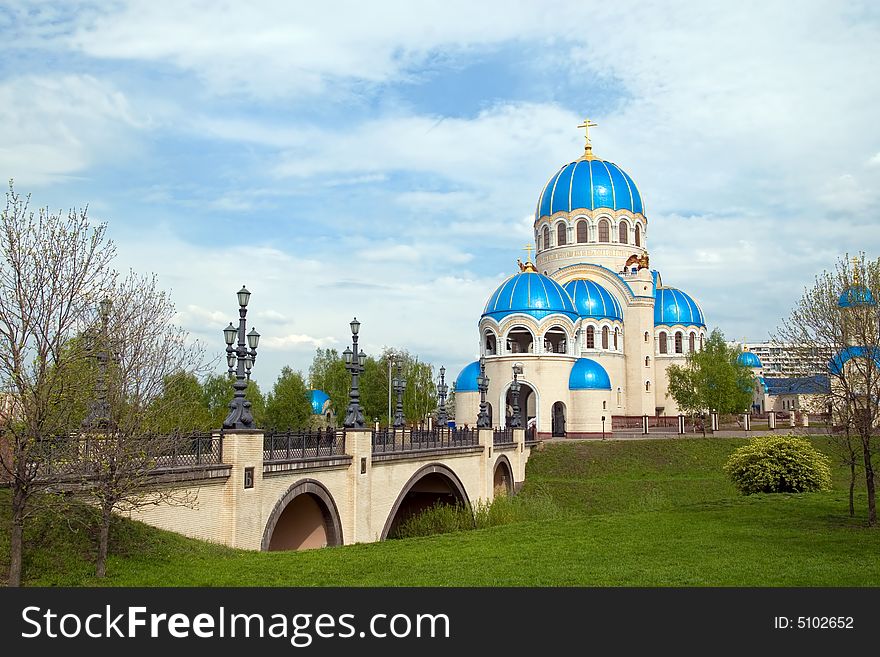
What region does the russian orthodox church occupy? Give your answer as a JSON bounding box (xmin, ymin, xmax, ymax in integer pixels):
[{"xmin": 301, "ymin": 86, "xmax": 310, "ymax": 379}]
[{"xmin": 454, "ymin": 121, "xmax": 708, "ymax": 438}]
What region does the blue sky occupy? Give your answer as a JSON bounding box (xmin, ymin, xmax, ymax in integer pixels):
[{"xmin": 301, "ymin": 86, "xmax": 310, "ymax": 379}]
[{"xmin": 2, "ymin": 1, "xmax": 879, "ymax": 390}]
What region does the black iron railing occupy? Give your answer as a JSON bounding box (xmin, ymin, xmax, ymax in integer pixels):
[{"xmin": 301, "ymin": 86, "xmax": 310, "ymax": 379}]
[
  {"xmin": 156, "ymin": 432, "xmax": 223, "ymax": 468},
  {"xmin": 493, "ymin": 427, "xmax": 513, "ymax": 445},
  {"xmin": 372, "ymin": 427, "xmax": 478, "ymax": 454},
  {"xmin": 263, "ymin": 428, "xmax": 344, "ymax": 462}
]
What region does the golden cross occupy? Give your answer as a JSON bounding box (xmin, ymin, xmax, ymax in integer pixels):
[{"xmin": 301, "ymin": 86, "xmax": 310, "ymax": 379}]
[
  {"xmin": 523, "ymin": 243, "xmax": 534, "ymax": 263},
  {"xmin": 852, "ymin": 256, "xmax": 861, "ymax": 285},
  {"xmin": 577, "ymin": 118, "xmax": 598, "ymax": 145}
]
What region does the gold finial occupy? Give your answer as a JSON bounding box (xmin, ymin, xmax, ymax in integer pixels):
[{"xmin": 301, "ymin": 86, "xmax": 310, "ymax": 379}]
[
  {"xmin": 523, "ymin": 243, "xmax": 534, "ymax": 263},
  {"xmin": 577, "ymin": 117, "xmax": 598, "ymax": 159},
  {"xmin": 517, "ymin": 244, "xmax": 537, "ymax": 272}
]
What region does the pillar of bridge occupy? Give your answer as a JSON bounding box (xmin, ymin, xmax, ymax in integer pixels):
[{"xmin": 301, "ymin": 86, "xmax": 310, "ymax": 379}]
[
  {"xmin": 477, "ymin": 428, "xmax": 494, "ymax": 503},
  {"xmin": 220, "ymin": 429, "xmax": 265, "ymax": 550},
  {"xmin": 344, "ymin": 429, "xmax": 374, "ymax": 544}
]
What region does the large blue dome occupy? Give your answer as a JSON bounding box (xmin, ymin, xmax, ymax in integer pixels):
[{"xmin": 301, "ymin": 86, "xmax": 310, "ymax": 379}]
[
  {"xmin": 829, "ymin": 346, "xmax": 880, "ymax": 375},
  {"xmin": 563, "ymin": 279, "xmax": 622, "ymax": 321},
  {"xmin": 838, "ymin": 285, "xmax": 876, "ymax": 308},
  {"xmin": 568, "ymin": 358, "xmax": 612, "ymax": 390},
  {"xmin": 455, "ymin": 361, "xmax": 481, "ymax": 392},
  {"xmin": 536, "ymin": 157, "xmax": 643, "ymax": 219},
  {"xmin": 483, "ymin": 271, "xmax": 579, "ymax": 322},
  {"xmin": 655, "ymin": 287, "xmax": 705, "ymax": 327},
  {"xmin": 736, "ymin": 351, "xmax": 762, "ymax": 368},
  {"xmin": 309, "ymin": 389, "xmax": 330, "ymax": 415}
]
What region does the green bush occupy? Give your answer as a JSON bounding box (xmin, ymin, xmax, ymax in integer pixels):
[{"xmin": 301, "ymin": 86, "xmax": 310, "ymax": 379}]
[{"xmin": 723, "ymin": 435, "xmax": 832, "ymax": 495}]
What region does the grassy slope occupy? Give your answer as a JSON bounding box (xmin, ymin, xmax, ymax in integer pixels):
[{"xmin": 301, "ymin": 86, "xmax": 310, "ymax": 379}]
[{"xmin": 2, "ymin": 435, "xmax": 879, "ymax": 586}]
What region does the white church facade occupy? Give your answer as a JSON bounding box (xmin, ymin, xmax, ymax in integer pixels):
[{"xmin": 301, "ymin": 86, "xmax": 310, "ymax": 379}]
[{"xmin": 454, "ymin": 123, "xmax": 708, "ymax": 438}]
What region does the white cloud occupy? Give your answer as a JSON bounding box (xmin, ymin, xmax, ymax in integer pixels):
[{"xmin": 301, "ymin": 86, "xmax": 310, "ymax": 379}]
[{"xmin": 0, "ymin": 74, "xmax": 141, "ymax": 185}]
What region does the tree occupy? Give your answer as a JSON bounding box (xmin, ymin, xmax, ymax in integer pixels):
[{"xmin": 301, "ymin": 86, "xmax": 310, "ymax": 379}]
[
  {"xmin": 667, "ymin": 328, "xmax": 755, "ymax": 422},
  {"xmin": 308, "ymin": 348, "xmax": 349, "ymax": 423},
  {"xmin": 264, "ymin": 366, "xmax": 312, "ymax": 430},
  {"xmin": 202, "ymin": 373, "xmax": 266, "ymax": 429},
  {"xmin": 0, "ymin": 183, "xmax": 115, "ymax": 587},
  {"xmin": 775, "ymin": 253, "xmax": 880, "ymax": 525},
  {"xmin": 77, "ymin": 271, "xmax": 208, "ymax": 577}
]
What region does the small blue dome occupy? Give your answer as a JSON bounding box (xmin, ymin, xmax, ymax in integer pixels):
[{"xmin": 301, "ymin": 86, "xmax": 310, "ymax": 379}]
[
  {"xmin": 455, "ymin": 361, "xmax": 481, "ymax": 392},
  {"xmin": 655, "ymin": 287, "xmax": 705, "ymax": 327},
  {"xmin": 829, "ymin": 346, "xmax": 880, "ymax": 376},
  {"xmin": 483, "ymin": 271, "xmax": 579, "ymax": 322},
  {"xmin": 737, "ymin": 351, "xmax": 762, "ymax": 368},
  {"xmin": 838, "ymin": 285, "xmax": 876, "ymax": 308},
  {"xmin": 537, "ymin": 157, "xmax": 643, "ymax": 219},
  {"xmin": 568, "ymin": 358, "xmax": 612, "ymax": 390},
  {"xmin": 563, "ymin": 279, "xmax": 622, "ymax": 321},
  {"xmin": 309, "ymin": 390, "xmax": 330, "ymax": 415}
]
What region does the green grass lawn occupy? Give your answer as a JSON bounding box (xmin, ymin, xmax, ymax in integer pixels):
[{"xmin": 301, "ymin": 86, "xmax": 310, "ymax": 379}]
[{"xmin": 2, "ymin": 435, "xmax": 879, "ymax": 586}]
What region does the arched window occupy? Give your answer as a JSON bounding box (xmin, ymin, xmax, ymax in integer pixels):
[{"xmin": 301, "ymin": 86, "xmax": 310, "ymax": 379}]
[
  {"xmin": 635, "ymin": 224, "xmax": 641, "ymax": 247},
  {"xmin": 598, "ymin": 219, "xmax": 609, "ymax": 243},
  {"xmin": 536, "ymin": 235, "xmax": 541, "ymax": 251},
  {"xmin": 557, "ymin": 223, "xmax": 567, "ymax": 246},
  {"xmin": 700, "ymin": 334, "xmax": 704, "ymax": 350},
  {"xmin": 645, "ymin": 356, "xmax": 650, "ymax": 367},
  {"xmin": 616, "ymin": 388, "xmax": 622, "ymax": 407},
  {"xmin": 645, "ymin": 381, "xmax": 651, "ymax": 392},
  {"xmin": 689, "ymin": 332, "xmax": 696, "ymax": 353},
  {"xmin": 543, "ymin": 225, "xmax": 550, "ymax": 249},
  {"xmin": 602, "ymin": 326, "xmax": 609, "ymax": 349},
  {"xmin": 659, "ymin": 331, "xmax": 668, "ymax": 354},
  {"xmin": 613, "ymin": 327, "xmax": 619, "ymax": 350},
  {"xmin": 619, "ymin": 221, "xmax": 628, "ymax": 244},
  {"xmin": 576, "ymin": 220, "xmax": 588, "ymax": 243},
  {"xmin": 644, "ymin": 331, "xmax": 649, "ymax": 343},
  {"xmin": 586, "ymin": 326, "xmax": 595, "ymax": 349},
  {"xmin": 602, "ymin": 400, "xmax": 606, "ymax": 410},
  {"xmin": 675, "ymin": 332, "xmax": 683, "ymax": 354}
]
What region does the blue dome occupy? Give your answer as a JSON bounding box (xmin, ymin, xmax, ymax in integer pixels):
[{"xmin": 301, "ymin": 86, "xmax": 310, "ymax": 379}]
[
  {"xmin": 654, "ymin": 287, "xmax": 705, "ymax": 327},
  {"xmin": 536, "ymin": 158, "xmax": 643, "ymax": 219},
  {"xmin": 569, "ymin": 358, "xmax": 612, "ymax": 390},
  {"xmin": 838, "ymin": 285, "xmax": 876, "ymax": 308},
  {"xmin": 829, "ymin": 346, "xmax": 880, "ymax": 376},
  {"xmin": 563, "ymin": 279, "xmax": 622, "ymax": 321},
  {"xmin": 455, "ymin": 361, "xmax": 481, "ymax": 392},
  {"xmin": 483, "ymin": 271, "xmax": 579, "ymax": 322},
  {"xmin": 737, "ymin": 351, "xmax": 762, "ymax": 368},
  {"xmin": 309, "ymin": 390, "xmax": 330, "ymax": 415}
]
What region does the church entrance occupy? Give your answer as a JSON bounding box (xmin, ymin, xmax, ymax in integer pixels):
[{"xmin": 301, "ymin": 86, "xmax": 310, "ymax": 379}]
[
  {"xmin": 505, "ymin": 382, "xmax": 535, "ymax": 429},
  {"xmin": 552, "ymin": 401, "xmax": 566, "ymax": 437}
]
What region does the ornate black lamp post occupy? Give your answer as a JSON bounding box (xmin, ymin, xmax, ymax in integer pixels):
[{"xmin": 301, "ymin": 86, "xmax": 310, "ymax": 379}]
[
  {"xmin": 476, "ymin": 356, "xmax": 491, "ymax": 428},
  {"xmin": 437, "ymin": 366, "xmax": 449, "ymax": 427},
  {"xmin": 393, "ymin": 362, "xmax": 406, "ymax": 429},
  {"xmin": 509, "ymin": 368, "xmax": 522, "ymax": 428},
  {"xmin": 343, "ymin": 317, "xmax": 366, "ymax": 429},
  {"xmin": 223, "ymin": 286, "xmax": 260, "ymax": 430},
  {"xmin": 83, "ymin": 298, "xmax": 113, "ymax": 430}
]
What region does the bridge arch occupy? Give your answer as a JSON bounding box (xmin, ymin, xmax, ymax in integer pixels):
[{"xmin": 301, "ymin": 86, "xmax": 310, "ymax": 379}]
[
  {"xmin": 261, "ymin": 478, "xmax": 343, "ymax": 551},
  {"xmin": 380, "ymin": 463, "xmax": 470, "ymax": 540},
  {"xmin": 493, "ymin": 455, "xmax": 514, "ymax": 497}
]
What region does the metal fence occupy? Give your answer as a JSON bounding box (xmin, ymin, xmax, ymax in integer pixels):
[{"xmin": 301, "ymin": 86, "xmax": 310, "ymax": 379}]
[
  {"xmin": 611, "ymin": 415, "xmax": 642, "ymax": 430},
  {"xmin": 493, "ymin": 427, "xmax": 514, "ymax": 445},
  {"xmin": 525, "ymin": 425, "xmax": 538, "ymax": 444},
  {"xmin": 263, "ymin": 429, "xmax": 344, "ymax": 462},
  {"xmin": 372, "ymin": 427, "xmax": 478, "ymax": 454}
]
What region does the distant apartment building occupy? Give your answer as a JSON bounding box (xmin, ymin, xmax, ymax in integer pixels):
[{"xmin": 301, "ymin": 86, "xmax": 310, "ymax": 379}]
[{"xmin": 733, "ymin": 341, "xmax": 833, "ymax": 377}]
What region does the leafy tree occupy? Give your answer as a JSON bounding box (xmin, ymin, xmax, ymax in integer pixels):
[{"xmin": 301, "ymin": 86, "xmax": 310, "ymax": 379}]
[
  {"xmin": 146, "ymin": 371, "xmax": 212, "ymax": 433},
  {"xmin": 667, "ymin": 328, "xmax": 754, "ymax": 418},
  {"xmin": 308, "ymin": 348, "xmax": 349, "ymax": 423},
  {"xmin": 775, "ymin": 253, "xmax": 880, "ymax": 525},
  {"xmin": 264, "ymin": 366, "xmax": 312, "ymax": 430},
  {"xmin": 202, "ymin": 373, "xmax": 266, "ymax": 429},
  {"xmin": 0, "ymin": 183, "xmax": 115, "ymax": 587}
]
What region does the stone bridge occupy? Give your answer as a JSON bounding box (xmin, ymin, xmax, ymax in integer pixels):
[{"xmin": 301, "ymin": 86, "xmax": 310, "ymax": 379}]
[{"xmin": 129, "ymin": 427, "xmax": 537, "ymax": 551}]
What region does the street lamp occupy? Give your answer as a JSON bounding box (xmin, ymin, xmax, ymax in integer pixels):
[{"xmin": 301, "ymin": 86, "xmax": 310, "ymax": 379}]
[
  {"xmin": 601, "ymin": 415, "xmax": 606, "ymax": 441},
  {"xmin": 437, "ymin": 366, "xmax": 449, "ymax": 427},
  {"xmin": 343, "ymin": 317, "xmax": 366, "ymax": 428},
  {"xmin": 83, "ymin": 298, "xmax": 113, "ymax": 430},
  {"xmin": 223, "ymin": 285, "xmax": 260, "ymax": 430},
  {"xmin": 387, "ymin": 352, "xmax": 395, "ymax": 427},
  {"xmin": 509, "ymin": 367, "xmax": 522, "ymax": 428},
  {"xmin": 393, "ymin": 362, "xmax": 406, "ymax": 429},
  {"xmin": 476, "ymin": 356, "xmax": 491, "ymax": 428}
]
